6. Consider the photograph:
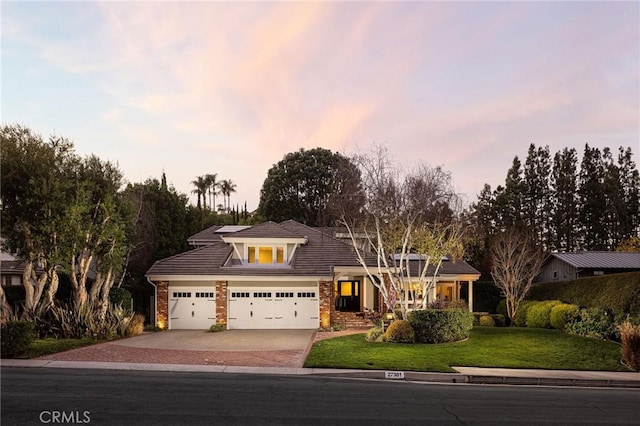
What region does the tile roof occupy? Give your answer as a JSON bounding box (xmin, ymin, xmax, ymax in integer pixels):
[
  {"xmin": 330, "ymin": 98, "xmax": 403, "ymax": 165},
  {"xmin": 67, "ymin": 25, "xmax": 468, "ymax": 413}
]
[
  {"xmin": 147, "ymin": 219, "xmax": 481, "ymax": 279},
  {"xmin": 550, "ymin": 252, "xmax": 640, "ymax": 269},
  {"xmin": 223, "ymin": 221, "xmax": 305, "ymax": 240},
  {"xmin": 406, "ymin": 259, "xmax": 480, "ymax": 277},
  {"xmin": 187, "ymin": 226, "xmax": 224, "ymax": 245}
]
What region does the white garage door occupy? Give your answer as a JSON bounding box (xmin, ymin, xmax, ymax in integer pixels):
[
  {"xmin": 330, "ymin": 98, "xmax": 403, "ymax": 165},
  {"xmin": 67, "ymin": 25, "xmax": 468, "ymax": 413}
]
[
  {"xmin": 228, "ymin": 287, "xmax": 319, "ymax": 329},
  {"xmin": 168, "ymin": 287, "xmax": 216, "ymax": 329}
]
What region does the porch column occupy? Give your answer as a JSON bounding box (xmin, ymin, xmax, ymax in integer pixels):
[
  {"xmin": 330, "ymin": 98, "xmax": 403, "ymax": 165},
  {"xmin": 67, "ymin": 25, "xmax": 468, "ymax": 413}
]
[
  {"xmin": 157, "ymin": 281, "xmax": 168, "ymax": 329},
  {"xmin": 468, "ymin": 280, "xmax": 474, "ymax": 312}
]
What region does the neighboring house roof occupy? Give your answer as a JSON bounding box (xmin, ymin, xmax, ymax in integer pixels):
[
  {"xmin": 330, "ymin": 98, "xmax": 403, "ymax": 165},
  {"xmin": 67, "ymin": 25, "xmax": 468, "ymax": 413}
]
[
  {"xmin": 1, "ymin": 260, "xmax": 25, "ymax": 275},
  {"xmin": 548, "ymin": 252, "xmax": 640, "ymax": 269},
  {"xmin": 187, "ymin": 226, "xmax": 224, "ymax": 246}
]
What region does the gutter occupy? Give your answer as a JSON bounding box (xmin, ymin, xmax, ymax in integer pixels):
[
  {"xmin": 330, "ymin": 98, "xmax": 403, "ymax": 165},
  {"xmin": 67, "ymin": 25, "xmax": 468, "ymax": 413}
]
[{"xmin": 146, "ymin": 276, "xmax": 158, "ymax": 328}]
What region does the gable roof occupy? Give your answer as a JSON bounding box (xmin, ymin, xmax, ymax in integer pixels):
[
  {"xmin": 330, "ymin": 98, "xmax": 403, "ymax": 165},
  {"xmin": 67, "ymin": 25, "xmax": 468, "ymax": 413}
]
[{"xmin": 549, "ymin": 252, "xmax": 640, "ymax": 269}]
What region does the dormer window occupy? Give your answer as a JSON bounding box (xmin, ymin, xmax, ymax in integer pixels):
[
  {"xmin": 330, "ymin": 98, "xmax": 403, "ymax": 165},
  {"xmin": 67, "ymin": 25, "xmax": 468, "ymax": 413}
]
[{"xmin": 247, "ymin": 245, "xmax": 286, "ymax": 265}]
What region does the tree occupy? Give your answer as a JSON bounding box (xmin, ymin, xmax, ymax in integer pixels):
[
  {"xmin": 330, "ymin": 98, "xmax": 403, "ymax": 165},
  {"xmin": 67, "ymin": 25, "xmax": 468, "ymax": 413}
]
[
  {"xmin": 550, "ymin": 148, "xmax": 578, "ymax": 251},
  {"xmin": 490, "ymin": 227, "xmax": 545, "ymax": 322},
  {"xmin": 63, "ymin": 155, "xmax": 129, "ymax": 310},
  {"xmin": 616, "ymin": 237, "xmax": 640, "ymax": 252},
  {"xmin": 191, "ymin": 176, "xmax": 208, "ymax": 210},
  {"xmin": 340, "ymin": 145, "xmax": 464, "ymax": 320},
  {"xmin": 1, "ymin": 125, "xmax": 75, "ymax": 313},
  {"xmin": 204, "ymin": 173, "xmax": 219, "ymax": 212},
  {"xmin": 220, "ymin": 179, "xmax": 237, "ymax": 213},
  {"xmin": 578, "ymin": 144, "xmax": 607, "ymax": 250},
  {"xmin": 258, "ymin": 148, "xmax": 364, "ymax": 226},
  {"xmin": 523, "ymin": 144, "xmax": 552, "ymax": 249}
]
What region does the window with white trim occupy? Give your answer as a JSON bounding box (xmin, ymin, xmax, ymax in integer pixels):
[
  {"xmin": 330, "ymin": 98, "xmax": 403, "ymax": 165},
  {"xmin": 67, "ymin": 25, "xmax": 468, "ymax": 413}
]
[{"xmin": 246, "ymin": 245, "xmax": 286, "ymax": 265}]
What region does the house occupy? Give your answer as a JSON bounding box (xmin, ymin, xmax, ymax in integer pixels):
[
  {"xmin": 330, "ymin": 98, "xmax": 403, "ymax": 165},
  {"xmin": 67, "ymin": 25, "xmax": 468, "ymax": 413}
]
[
  {"xmin": 539, "ymin": 251, "xmax": 640, "ymax": 283},
  {"xmin": 146, "ymin": 220, "xmax": 480, "ymax": 330},
  {"xmin": 1, "ymin": 242, "xmax": 23, "ymax": 287}
]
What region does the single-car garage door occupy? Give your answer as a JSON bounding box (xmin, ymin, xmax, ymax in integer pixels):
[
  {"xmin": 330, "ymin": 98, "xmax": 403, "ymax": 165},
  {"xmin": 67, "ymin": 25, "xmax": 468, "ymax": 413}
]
[
  {"xmin": 228, "ymin": 287, "xmax": 319, "ymax": 329},
  {"xmin": 168, "ymin": 287, "xmax": 216, "ymax": 329}
]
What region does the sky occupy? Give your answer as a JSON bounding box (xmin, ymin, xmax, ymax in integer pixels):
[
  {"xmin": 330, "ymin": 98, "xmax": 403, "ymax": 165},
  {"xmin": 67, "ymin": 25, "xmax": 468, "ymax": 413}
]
[{"xmin": 2, "ymin": 1, "xmax": 639, "ymax": 211}]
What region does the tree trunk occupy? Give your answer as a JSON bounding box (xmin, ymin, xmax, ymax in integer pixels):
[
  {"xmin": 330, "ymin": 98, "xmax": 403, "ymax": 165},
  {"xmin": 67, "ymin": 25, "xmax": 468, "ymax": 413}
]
[
  {"xmin": 22, "ymin": 261, "xmax": 48, "ymax": 312},
  {"xmin": 44, "ymin": 268, "xmax": 59, "ymax": 307},
  {"xmin": 0, "ymin": 285, "xmax": 12, "ymax": 323}
]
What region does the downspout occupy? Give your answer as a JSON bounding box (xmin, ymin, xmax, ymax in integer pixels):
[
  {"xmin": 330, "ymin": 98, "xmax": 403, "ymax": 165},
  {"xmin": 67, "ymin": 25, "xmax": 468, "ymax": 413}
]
[{"xmin": 146, "ymin": 276, "xmax": 158, "ymax": 328}]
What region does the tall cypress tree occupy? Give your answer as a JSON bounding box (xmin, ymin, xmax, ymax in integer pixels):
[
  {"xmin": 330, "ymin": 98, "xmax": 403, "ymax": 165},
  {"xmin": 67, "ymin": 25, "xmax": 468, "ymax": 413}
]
[
  {"xmin": 618, "ymin": 147, "xmax": 640, "ymax": 240},
  {"xmin": 578, "ymin": 144, "xmax": 607, "ymax": 250},
  {"xmin": 497, "ymin": 156, "xmax": 525, "ymax": 227},
  {"xmin": 523, "ymin": 144, "xmax": 552, "ymax": 249},
  {"xmin": 550, "ymin": 148, "xmax": 578, "ymax": 252}
]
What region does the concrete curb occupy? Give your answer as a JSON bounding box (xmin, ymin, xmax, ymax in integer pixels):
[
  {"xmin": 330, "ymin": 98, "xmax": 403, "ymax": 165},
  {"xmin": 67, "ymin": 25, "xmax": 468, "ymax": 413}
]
[{"xmin": 3, "ymin": 359, "xmax": 639, "ymax": 388}]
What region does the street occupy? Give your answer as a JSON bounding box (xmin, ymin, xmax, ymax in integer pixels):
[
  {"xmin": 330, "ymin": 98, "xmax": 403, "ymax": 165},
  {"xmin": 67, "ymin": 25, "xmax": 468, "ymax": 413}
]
[{"xmin": 2, "ymin": 367, "xmax": 639, "ymax": 425}]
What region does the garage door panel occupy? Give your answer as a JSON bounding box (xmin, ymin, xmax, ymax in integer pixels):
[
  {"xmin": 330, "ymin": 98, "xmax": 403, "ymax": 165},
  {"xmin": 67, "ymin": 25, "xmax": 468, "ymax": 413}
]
[
  {"xmin": 228, "ymin": 287, "xmax": 318, "ymax": 329},
  {"xmin": 169, "ymin": 287, "xmax": 216, "ymax": 330}
]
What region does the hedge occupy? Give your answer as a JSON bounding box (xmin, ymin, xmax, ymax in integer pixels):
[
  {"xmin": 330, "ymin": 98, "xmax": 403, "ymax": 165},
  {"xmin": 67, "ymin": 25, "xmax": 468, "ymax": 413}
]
[
  {"xmin": 408, "ymin": 309, "xmax": 474, "ymax": 343},
  {"xmin": 527, "ymin": 272, "xmax": 640, "ymax": 315},
  {"xmin": 526, "ymin": 300, "xmax": 562, "ymax": 329},
  {"xmin": 1, "ymin": 321, "xmax": 35, "ymax": 358},
  {"xmin": 550, "ymin": 303, "xmax": 579, "ymax": 330}
]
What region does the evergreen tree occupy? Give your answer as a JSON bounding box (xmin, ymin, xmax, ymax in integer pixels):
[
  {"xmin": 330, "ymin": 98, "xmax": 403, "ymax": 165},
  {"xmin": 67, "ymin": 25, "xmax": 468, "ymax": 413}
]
[
  {"xmin": 495, "ymin": 157, "xmax": 525, "ymax": 227},
  {"xmin": 550, "ymin": 148, "xmax": 578, "ymax": 251},
  {"xmin": 523, "ymin": 144, "xmax": 552, "ymax": 249},
  {"xmin": 617, "ymin": 147, "xmax": 640, "ymax": 241},
  {"xmin": 578, "ymin": 144, "xmax": 607, "ymax": 250}
]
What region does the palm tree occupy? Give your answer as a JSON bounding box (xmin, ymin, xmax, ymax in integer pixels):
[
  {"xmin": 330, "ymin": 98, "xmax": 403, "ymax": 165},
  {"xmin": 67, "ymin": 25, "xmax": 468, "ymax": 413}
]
[
  {"xmin": 204, "ymin": 173, "xmax": 219, "ymax": 211},
  {"xmin": 191, "ymin": 176, "xmax": 208, "ymax": 210},
  {"xmin": 220, "ymin": 179, "xmax": 237, "ymax": 213}
]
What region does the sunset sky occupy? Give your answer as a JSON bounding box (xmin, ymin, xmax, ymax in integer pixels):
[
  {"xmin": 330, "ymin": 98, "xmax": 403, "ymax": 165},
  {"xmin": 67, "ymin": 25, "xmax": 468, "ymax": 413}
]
[{"xmin": 2, "ymin": 1, "xmax": 638, "ymax": 211}]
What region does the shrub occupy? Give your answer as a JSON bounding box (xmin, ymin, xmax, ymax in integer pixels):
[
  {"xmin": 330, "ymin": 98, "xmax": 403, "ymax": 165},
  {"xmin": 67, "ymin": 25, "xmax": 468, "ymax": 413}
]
[
  {"xmin": 513, "ymin": 301, "xmax": 535, "ymax": 327},
  {"xmin": 365, "ymin": 326, "xmax": 384, "ymax": 342},
  {"xmin": 109, "ymin": 287, "xmax": 133, "ymax": 313},
  {"xmin": 384, "ymin": 320, "xmax": 415, "ymax": 343},
  {"xmin": 528, "ymin": 271, "xmax": 640, "ymax": 316},
  {"xmin": 478, "ymin": 315, "xmax": 495, "ymax": 327},
  {"xmin": 492, "ymin": 314, "xmax": 506, "ymax": 327},
  {"xmin": 619, "ymin": 321, "xmax": 640, "ymax": 371},
  {"xmin": 550, "ymin": 303, "xmax": 579, "ymax": 330},
  {"xmin": 496, "ymin": 300, "xmax": 510, "ymax": 325},
  {"xmin": 209, "ymin": 324, "xmax": 226, "ymax": 332},
  {"xmin": 565, "ymin": 307, "xmax": 617, "ymax": 340},
  {"xmin": 526, "ymin": 300, "xmax": 562, "ymax": 329},
  {"xmin": 1, "ymin": 321, "xmax": 35, "ymax": 358},
  {"xmin": 408, "ymin": 309, "xmax": 474, "ymax": 344},
  {"xmin": 126, "ymin": 314, "xmax": 145, "ymax": 336}
]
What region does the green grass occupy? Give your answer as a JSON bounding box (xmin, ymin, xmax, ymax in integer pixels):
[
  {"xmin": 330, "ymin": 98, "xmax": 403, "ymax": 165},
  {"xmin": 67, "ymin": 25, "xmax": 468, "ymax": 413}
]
[
  {"xmin": 304, "ymin": 327, "xmax": 629, "ymax": 372},
  {"xmin": 21, "ymin": 338, "xmax": 103, "ymax": 359}
]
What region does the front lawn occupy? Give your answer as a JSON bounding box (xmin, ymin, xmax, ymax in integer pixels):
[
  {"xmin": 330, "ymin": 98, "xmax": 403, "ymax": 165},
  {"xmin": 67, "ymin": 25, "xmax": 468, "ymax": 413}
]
[
  {"xmin": 21, "ymin": 338, "xmax": 102, "ymax": 359},
  {"xmin": 304, "ymin": 327, "xmax": 628, "ymax": 372}
]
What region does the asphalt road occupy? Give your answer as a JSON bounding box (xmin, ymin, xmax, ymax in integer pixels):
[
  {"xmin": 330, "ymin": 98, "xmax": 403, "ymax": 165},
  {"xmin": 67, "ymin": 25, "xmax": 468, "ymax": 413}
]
[{"xmin": 2, "ymin": 367, "xmax": 639, "ymax": 425}]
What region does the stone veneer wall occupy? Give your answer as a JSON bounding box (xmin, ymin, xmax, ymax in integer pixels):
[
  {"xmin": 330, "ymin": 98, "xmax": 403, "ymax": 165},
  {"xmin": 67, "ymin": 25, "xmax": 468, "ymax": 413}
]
[
  {"xmin": 157, "ymin": 281, "xmax": 168, "ymax": 329},
  {"xmin": 215, "ymin": 281, "xmax": 228, "ymax": 327},
  {"xmin": 319, "ymin": 280, "xmax": 333, "ymax": 328}
]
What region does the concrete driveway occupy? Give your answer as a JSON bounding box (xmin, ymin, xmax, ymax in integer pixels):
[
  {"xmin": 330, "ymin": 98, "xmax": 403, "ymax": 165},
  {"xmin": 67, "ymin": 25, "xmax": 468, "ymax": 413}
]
[
  {"xmin": 116, "ymin": 329, "xmax": 316, "ymax": 351},
  {"xmin": 38, "ymin": 329, "xmax": 318, "ymax": 368}
]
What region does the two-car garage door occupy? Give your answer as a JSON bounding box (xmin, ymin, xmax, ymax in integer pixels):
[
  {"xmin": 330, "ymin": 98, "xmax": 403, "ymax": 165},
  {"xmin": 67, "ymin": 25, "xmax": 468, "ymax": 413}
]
[
  {"xmin": 228, "ymin": 287, "xmax": 319, "ymax": 329},
  {"xmin": 168, "ymin": 284, "xmax": 320, "ymax": 329}
]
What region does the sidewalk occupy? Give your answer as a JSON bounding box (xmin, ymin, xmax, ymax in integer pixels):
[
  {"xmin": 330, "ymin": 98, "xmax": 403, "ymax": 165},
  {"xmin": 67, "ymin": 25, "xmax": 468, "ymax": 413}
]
[{"xmin": 2, "ymin": 358, "xmax": 639, "ymax": 389}]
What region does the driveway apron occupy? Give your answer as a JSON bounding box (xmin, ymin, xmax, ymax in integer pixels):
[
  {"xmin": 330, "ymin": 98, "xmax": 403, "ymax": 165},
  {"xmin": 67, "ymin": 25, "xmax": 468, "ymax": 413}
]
[{"xmin": 37, "ymin": 330, "xmax": 317, "ymax": 368}]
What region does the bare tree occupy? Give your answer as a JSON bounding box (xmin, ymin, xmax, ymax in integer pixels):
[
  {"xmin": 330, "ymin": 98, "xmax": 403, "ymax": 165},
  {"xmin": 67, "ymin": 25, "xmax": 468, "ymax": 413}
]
[
  {"xmin": 341, "ymin": 144, "xmax": 464, "ymax": 319},
  {"xmin": 490, "ymin": 227, "xmax": 545, "ymax": 322}
]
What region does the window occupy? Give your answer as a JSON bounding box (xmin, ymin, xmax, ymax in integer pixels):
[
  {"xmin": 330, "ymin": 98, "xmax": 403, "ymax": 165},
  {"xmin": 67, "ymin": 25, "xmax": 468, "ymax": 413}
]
[
  {"xmin": 246, "ymin": 245, "xmax": 286, "ymax": 265},
  {"xmin": 335, "ymin": 281, "xmax": 360, "ymax": 312}
]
